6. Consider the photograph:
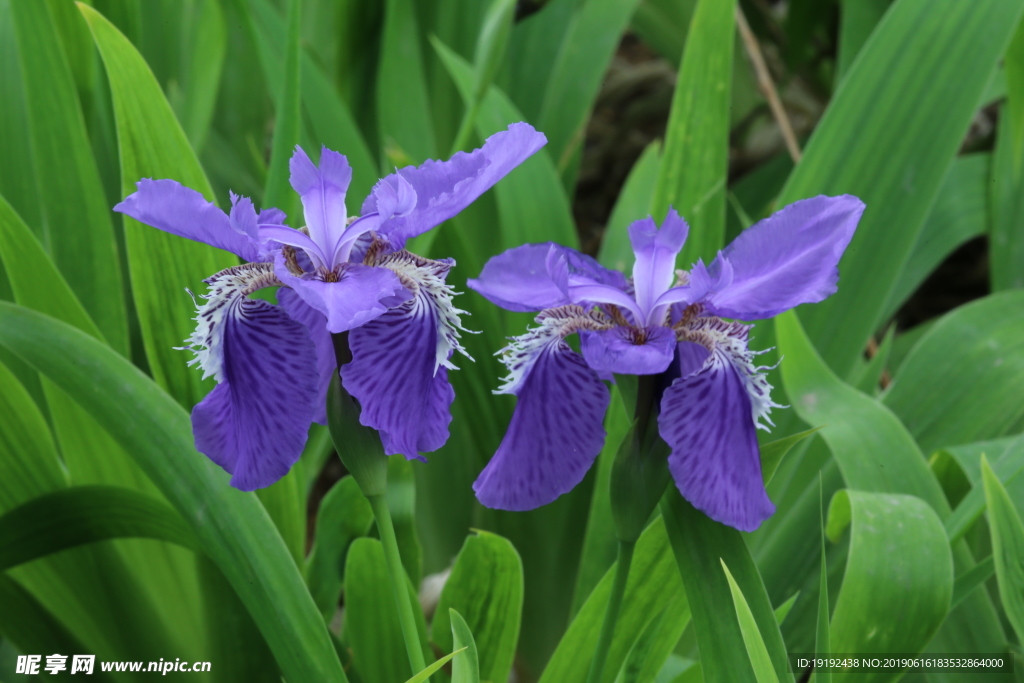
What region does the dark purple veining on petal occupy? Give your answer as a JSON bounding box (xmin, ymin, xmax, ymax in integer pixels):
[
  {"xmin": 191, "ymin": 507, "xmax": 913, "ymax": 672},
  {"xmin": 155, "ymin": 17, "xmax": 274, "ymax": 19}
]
[
  {"xmin": 474, "ymin": 336, "xmax": 609, "ymax": 510},
  {"xmin": 658, "ymin": 352, "xmax": 775, "ymax": 532},
  {"xmin": 192, "ymin": 293, "xmax": 318, "ymax": 491},
  {"xmin": 341, "ymin": 289, "xmax": 455, "ymax": 460},
  {"xmin": 277, "ymin": 287, "xmax": 335, "ymax": 425}
]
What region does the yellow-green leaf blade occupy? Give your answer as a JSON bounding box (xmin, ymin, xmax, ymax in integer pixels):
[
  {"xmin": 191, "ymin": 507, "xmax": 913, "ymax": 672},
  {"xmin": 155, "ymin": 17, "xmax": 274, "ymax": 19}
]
[
  {"xmin": 11, "ymin": 0, "xmax": 128, "ymax": 354},
  {"xmin": 79, "ymin": 2, "xmax": 236, "ymax": 408},
  {"xmin": 650, "ymin": 0, "xmax": 736, "ymax": 266},
  {"xmin": 721, "ymin": 560, "xmax": 780, "ymax": 683},
  {"xmin": 981, "ymin": 456, "xmax": 1024, "ymax": 645}
]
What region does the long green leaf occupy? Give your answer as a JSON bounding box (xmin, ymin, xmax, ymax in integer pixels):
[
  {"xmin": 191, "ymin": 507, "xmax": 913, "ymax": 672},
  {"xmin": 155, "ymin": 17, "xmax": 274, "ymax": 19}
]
[
  {"xmin": 990, "ymin": 101, "xmax": 1024, "ymax": 291},
  {"xmin": 0, "ymin": 575, "xmax": 117, "ymax": 683},
  {"xmin": 776, "ymin": 310, "xmax": 948, "ymax": 510},
  {"xmin": 177, "ymin": 0, "xmax": 226, "ymax": 152},
  {"xmin": 613, "ymin": 600, "xmax": 690, "ymax": 683},
  {"xmin": 0, "ymin": 0, "xmax": 43, "ymax": 236},
  {"xmin": 950, "ymin": 555, "xmax": 995, "ymax": 610},
  {"xmin": 260, "ymin": 0, "xmax": 299, "ymax": 216},
  {"xmin": 537, "ymin": 0, "xmax": 642, "ymax": 173},
  {"xmin": 835, "ymin": 0, "xmax": 892, "ymax": 82},
  {"xmin": 448, "ymin": 0, "xmax": 516, "ymax": 156},
  {"xmin": 980, "ymin": 457, "xmax": 1024, "ymax": 645},
  {"xmin": 775, "ymin": 310, "xmax": 1010, "ymax": 671},
  {"xmin": 779, "ymin": 0, "xmax": 1024, "ymax": 377},
  {"xmin": 432, "ymin": 531, "xmax": 523, "ymax": 683},
  {"xmin": 0, "ymin": 486, "xmax": 198, "ymax": 572},
  {"xmin": 0, "ymin": 302, "xmax": 346, "ymax": 682},
  {"xmin": 945, "ymin": 435, "xmax": 1024, "ymax": 544},
  {"xmin": 598, "ymin": 141, "xmax": 661, "ymax": 273},
  {"xmin": 1005, "ymin": 18, "xmax": 1024, "ymax": 152},
  {"xmin": 883, "ymin": 153, "xmax": 990, "ymax": 321},
  {"xmin": 80, "ymin": 2, "xmax": 236, "ymax": 408},
  {"xmin": 405, "ymin": 648, "xmax": 468, "ymax": 683},
  {"xmin": 244, "ymin": 0, "xmax": 378, "ymax": 204},
  {"xmin": 54, "ymin": 5, "xmax": 232, "ymax": 647},
  {"xmin": 432, "ymin": 37, "xmax": 579, "ymax": 251},
  {"xmin": 662, "ymin": 496, "xmax": 792, "ymax": 683},
  {"xmin": 950, "ymin": 557, "xmax": 991, "ymax": 610},
  {"xmin": 0, "ymin": 179, "xmax": 201, "ymax": 656},
  {"xmin": 344, "ymin": 537, "xmax": 407, "ymax": 683},
  {"xmin": 306, "ymin": 476, "xmax": 373, "ymax": 620},
  {"xmin": 377, "ymin": 0, "xmax": 436, "ymax": 164},
  {"xmin": 813, "ymin": 485, "xmax": 830, "ymax": 683},
  {"xmin": 197, "ymin": 554, "xmax": 279, "ymax": 683},
  {"xmin": 888, "ymin": 320, "xmax": 934, "ymax": 376},
  {"xmin": 774, "ymin": 593, "xmax": 799, "ymax": 626},
  {"xmin": 344, "ymin": 537, "xmax": 430, "ymax": 683},
  {"xmin": 572, "ymin": 387, "xmax": 631, "ymax": 616},
  {"xmin": 650, "ymin": 0, "xmax": 735, "ymax": 266},
  {"xmin": 262, "ymin": 0, "xmax": 301, "ymax": 219},
  {"xmin": 540, "ymin": 517, "xmax": 688, "ymax": 683},
  {"xmin": 629, "ymin": 0, "xmax": 694, "ymax": 65},
  {"xmin": 0, "ymin": 356, "xmax": 169, "ymax": 672},
  {"xmin": 721, "ymin": 561, "xmax": 779, "ymax": 683},
  {"xmin": 256, "ymin": 471, "xmax": 306, "ymax": 568},
  {"xmin": 450, "ymin": 609, "xmax": 481, "ymax": 683},
  {"xmin": 502, "ymin": 0, "xmax": 578, "ymax": 122},
  {"xmin": 0, "ymin": 195, "xmax": 102, "ymax": 340},
  {"xmin": 761, "ymin": 428, "xmax": 821, "ymax": 486},
  {"xmin": 388, "ymin": 455, "xmax": 424, "ymax": 587},
  {"xmin": 825, "ymin": 490, "xmax": 953, "ymax": 681},
  {"xmin": 11, "ymin": 0, "xmax": 128, "ymax": 354},
  {"xmin": 882, "ymin": 291, "xmax": 1024, "ymax": 453}
]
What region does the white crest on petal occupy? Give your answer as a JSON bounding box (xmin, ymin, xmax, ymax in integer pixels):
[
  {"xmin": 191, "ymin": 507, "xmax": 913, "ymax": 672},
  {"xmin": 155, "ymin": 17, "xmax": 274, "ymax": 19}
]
[
  {"xmin": 495, "ymin": 305, "xmax": 611, "ymax": 395},
  {"xmin": 180, "ymin": 262, "xmax": 281, "ymax": 382},
  {"xmin": 375, "ymin": 250, "xmax": 474, "ymax": 374},
  {"xmin": 678, "ymin": 316, "xmax": 782, "ymax": 430}
]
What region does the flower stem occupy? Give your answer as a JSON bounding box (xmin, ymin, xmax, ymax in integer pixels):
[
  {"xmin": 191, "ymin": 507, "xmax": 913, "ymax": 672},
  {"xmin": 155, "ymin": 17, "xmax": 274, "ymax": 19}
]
[
  {"xmin": 585, "ymin": 538, "xmax": 637, "ymax": 683},
  {"xmin": 366, "ymin": 492, "xmax": 427, "ymax": 676}
]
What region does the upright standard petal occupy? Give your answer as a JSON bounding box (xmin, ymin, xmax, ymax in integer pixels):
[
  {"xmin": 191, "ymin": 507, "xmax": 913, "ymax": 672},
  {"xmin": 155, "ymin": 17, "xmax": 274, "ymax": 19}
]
[
  {"xmin": 342, "ymin": 253, "xmax": 471, "ymax": 458},
  {"xmin": 468, "ymin": 243, "xmax": 626, "ymax": 313},
  {"xmin": 474, "ymin": 307, "xmax": 610, "ymax": 510},
  {"xmin": 277, "ymin": 287, "xmax": 335, "ymax": 425},
  {"xmin": 115, "ymin": 179, "xmax": 259, "ymax": 261},
  {"xmin": 273, "ymin": 253, "xmax": 409, "ymax": 333},
  {"xmin": 363, "ymin": 123, "xmax": 547, "ymax": 248},
  {"xmin": 184, "ymin": 263, "xmax": 319, "ymax": 490},
  {"xmin": 628, "ymin": 209, "xmax": 688, "ymax": 322},
  {"xmin": 289, "ymin": 146, "xmax": 352, "ymax": 256},
  {"xmin": 698, "ymin": 195, "xmax": 864, "ymax": 320}
]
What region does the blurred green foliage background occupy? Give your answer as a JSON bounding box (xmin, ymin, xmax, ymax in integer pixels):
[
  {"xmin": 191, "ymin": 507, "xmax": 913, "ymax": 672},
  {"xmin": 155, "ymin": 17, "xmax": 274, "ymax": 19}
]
[{"xmin": 0, "ymin": 0, "xmax": 1023, "ymax": 681}]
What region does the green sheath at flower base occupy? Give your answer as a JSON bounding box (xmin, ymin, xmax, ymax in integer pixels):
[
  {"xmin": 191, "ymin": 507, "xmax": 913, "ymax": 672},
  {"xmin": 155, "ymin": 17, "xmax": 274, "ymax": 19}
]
[
  {"xmin": 327, "ymin": 337, "xmax": 387, "ymax": 497},
  {"xmin": 588, "ymin": 374, "xmax": 669, "ymax": 683},
  {"xmin": 609, "ymin": 374, "xmax": 671, "ymax": 543},
  {"xmin": 328, "ymin": 333, "xmax": 427, "ymax": 675}
]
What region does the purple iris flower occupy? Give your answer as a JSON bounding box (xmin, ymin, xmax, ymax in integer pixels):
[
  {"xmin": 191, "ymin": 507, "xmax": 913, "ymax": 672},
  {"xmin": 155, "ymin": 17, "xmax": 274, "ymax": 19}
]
[
  {"xmin": 468, "ymin": 195, "xmax": 864, "ymax": 531},
  {"xmin": 115, "ymin": 123, "xmax": 546, "ymax": 491}
]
